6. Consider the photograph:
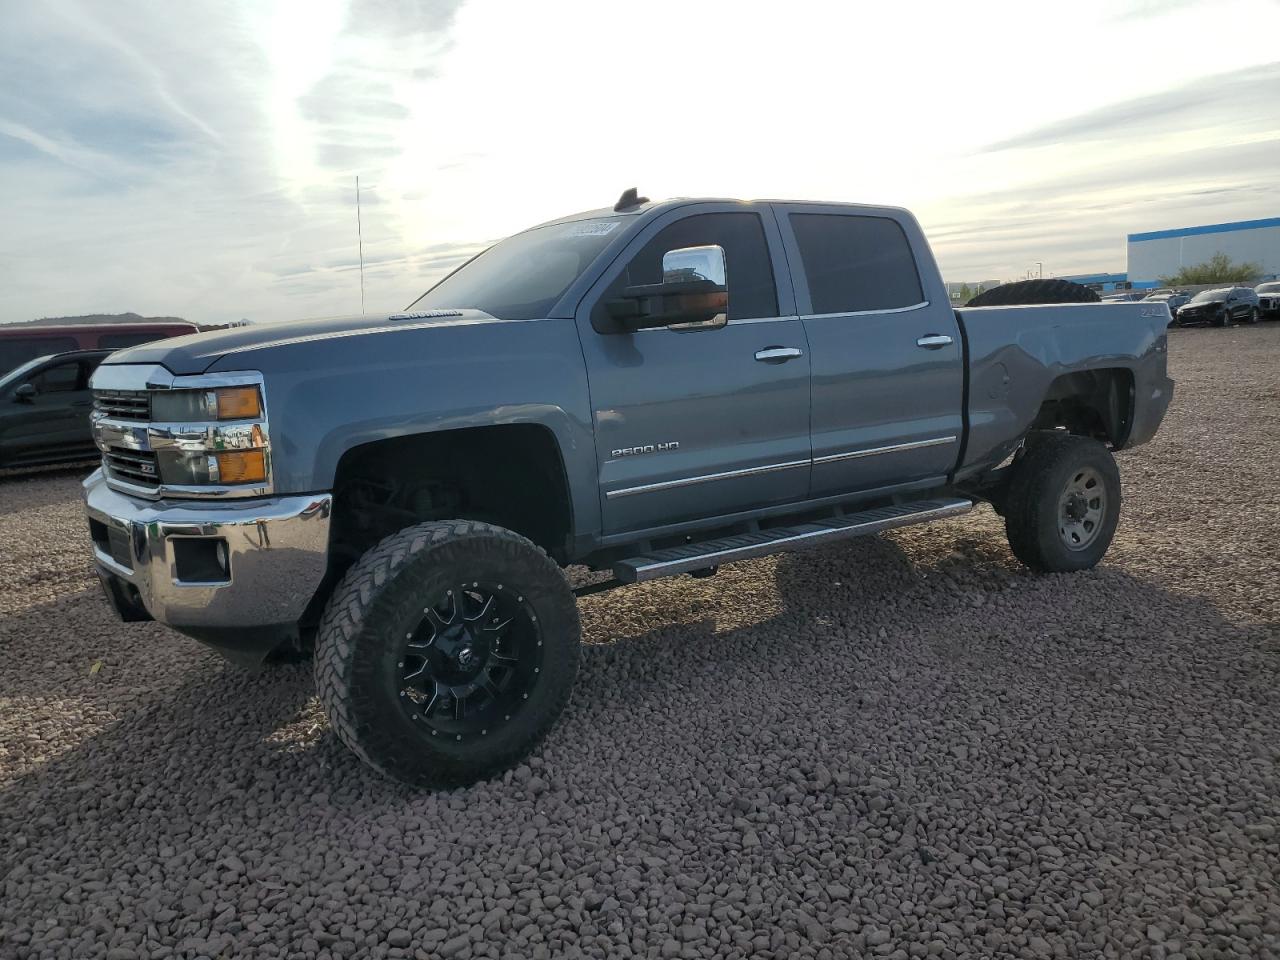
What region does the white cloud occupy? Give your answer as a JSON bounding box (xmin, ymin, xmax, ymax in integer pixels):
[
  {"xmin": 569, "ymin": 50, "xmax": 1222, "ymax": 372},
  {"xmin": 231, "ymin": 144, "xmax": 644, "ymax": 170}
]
[{"xmin": 1, "ymin": 0, "xmax": 1278, "ymax": 324}]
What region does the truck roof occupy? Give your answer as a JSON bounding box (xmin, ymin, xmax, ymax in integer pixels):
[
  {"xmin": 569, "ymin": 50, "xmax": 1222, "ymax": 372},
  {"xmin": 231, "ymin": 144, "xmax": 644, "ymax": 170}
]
[{"xmin": 532, "ymin": 196, "xmax": 915, "ymax": 232}]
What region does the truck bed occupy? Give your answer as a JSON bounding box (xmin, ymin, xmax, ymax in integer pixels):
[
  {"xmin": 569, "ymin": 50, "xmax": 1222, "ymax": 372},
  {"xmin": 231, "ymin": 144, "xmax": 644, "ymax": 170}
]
[{"xmin": 954, "ymin": 301, "xmax": 1173, "ymax": 480}]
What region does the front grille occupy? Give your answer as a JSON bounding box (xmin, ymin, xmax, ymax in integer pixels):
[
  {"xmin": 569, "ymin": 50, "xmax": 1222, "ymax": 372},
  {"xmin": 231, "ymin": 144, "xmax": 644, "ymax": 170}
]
[
  {"xmin": 104, "ymin": 447, "xmax": 160, "ymax": 489},
  {"xmin": 94, "ymin": 389, "xmax": 151, "ymax": 421}
]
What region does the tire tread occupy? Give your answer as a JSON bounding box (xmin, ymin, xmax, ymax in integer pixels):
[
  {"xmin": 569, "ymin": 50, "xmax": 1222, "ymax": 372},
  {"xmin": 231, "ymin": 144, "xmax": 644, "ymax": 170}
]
[{"xmin": 314, "ymin": 520, "xmax": 579, "ymax": 786}]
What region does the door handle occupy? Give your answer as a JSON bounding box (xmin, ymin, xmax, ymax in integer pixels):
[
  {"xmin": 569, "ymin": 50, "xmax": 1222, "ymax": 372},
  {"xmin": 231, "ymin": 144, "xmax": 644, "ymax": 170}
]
[
  {"xmin": 915, "ymin": 334, "xmax": 954, "ymax": 349},
  {"xmin": 754, "ymin": 346, "xmax": 804, "ymax": 363}
]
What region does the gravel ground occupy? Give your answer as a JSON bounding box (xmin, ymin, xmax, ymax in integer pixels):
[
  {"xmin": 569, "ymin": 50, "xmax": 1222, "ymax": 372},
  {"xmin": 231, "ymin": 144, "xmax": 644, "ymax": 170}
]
[{"xmin": 2, "ymin": 326, "xmax": 1278, "ymax": 960}]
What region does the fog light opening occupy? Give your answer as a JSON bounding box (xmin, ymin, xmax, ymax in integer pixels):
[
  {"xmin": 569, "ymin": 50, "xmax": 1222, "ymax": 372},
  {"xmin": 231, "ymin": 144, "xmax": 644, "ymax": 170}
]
[{"xmin": 173, "ymin": 538, "xmax": 232, "ymax": 584}]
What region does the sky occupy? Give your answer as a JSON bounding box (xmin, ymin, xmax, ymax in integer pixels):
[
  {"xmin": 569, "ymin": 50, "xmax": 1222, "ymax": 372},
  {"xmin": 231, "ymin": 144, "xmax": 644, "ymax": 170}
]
[{"xmin": 1, "ymin": 0, "xmax": 1278, "ymax": 325}]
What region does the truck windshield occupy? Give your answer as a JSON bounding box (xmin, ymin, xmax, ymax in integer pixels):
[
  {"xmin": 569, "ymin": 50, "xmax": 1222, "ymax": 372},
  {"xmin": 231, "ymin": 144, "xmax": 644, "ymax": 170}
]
[{"xmin": 407, "ymin": 218, "xmax": 625, "ymax": 320}]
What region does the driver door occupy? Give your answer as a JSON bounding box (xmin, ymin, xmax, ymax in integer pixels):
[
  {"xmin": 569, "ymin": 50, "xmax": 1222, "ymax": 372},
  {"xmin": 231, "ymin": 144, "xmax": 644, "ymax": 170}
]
[{"xmin": 576, "ymin": 204, "xmax": 812, "ymax": 537}]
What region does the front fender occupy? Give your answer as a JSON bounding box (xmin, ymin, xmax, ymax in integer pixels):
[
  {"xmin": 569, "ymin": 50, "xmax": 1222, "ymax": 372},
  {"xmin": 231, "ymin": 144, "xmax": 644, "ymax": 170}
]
[{"xmin": 205, "ymin": 317, "xmax": 600, "ymax": 544}]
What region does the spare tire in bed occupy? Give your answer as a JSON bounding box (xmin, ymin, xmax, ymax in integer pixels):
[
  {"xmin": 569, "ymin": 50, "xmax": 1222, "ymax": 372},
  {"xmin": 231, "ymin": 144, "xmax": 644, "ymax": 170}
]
[{"xmin": 965, "ymin": 279, "xmax": 1101, "ymax": 307}]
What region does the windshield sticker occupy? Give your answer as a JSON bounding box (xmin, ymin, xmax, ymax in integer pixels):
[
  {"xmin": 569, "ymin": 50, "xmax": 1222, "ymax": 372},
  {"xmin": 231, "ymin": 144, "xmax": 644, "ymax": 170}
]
[{"xmin": 566, "ymin": 221, "xmax": 620, "ymax": 238}]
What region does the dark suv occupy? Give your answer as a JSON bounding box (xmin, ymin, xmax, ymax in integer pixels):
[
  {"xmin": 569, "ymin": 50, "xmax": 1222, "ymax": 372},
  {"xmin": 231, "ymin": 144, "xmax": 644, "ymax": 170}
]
[
  {"xmin": 0, "ymin": 350, "xmax": 111, "ymax": 469},
  {"xmin": 1142, "ymin": 290, "xmax": 1190, "ymax": 322},
  {"xmin": 1175, "ymin": 286, "xmax": 1260, "ymax": 327},
  {"xmin": 1256, "ymin": 281, "xmax": 1280, "ymax": 319}
]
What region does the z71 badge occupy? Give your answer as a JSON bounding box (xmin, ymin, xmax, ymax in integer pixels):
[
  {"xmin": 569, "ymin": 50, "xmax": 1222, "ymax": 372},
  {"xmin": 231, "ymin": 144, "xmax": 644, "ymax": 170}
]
[{"xmin": 612, "ymin": 441, "xmax": 679, "ymax": 458}]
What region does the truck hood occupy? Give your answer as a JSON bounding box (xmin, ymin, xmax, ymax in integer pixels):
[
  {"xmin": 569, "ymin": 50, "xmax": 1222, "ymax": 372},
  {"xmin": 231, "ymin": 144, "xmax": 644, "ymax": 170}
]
[{"xmin": 101, "ymin": 309, "xmax": 498, "ymax": 375}]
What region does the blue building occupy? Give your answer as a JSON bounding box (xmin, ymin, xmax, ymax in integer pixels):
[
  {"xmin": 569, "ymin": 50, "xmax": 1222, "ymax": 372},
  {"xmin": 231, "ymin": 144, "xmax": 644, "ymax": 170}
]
[{"xmin": 1128, "ymin": 217, "xmax": 1280, "ymax": 286}]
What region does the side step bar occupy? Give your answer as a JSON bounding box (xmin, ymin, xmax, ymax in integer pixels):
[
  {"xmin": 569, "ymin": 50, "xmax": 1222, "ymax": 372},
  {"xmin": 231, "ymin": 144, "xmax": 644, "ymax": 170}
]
[{"xmin": 613, "ymin": 497, "xmax": 974, "ymax": 584}]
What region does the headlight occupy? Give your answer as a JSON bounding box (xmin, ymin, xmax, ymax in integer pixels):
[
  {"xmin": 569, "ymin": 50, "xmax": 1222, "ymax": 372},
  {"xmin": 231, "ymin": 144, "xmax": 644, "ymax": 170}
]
[
  {"xmin": 151, "ymin": 386, "xmax": 263, "ymax": 422},
  {"xmin": 157, "ymin": 449, "xmax": 269, "ymax": 486},
  {"xmin": 93, "ymin": 369, "xmax": 272, "ymax": 497}
]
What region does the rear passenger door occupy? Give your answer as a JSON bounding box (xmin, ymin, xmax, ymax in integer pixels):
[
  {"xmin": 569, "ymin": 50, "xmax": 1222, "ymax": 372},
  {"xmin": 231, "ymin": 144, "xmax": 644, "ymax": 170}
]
[{"xmin": 775, "ymin": 204, "xmax": 964, "ymax": 498}]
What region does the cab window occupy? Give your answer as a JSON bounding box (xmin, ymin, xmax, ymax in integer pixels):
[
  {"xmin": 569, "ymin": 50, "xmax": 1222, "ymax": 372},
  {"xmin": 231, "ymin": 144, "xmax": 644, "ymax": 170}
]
[
  {"xmin": 789, "ymin": 214, "xmax": 923, "ymax": 315},
  {"xmin": 603, "ymin": 212, "xmax": 778, "ymax": 322}
]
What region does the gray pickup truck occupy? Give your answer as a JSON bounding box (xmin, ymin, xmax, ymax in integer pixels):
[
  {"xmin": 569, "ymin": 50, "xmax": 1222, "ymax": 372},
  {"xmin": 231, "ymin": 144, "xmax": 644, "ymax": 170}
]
[{"xmin": 84, "ymin": 193, "xmax": 1173, "ymax": 786}]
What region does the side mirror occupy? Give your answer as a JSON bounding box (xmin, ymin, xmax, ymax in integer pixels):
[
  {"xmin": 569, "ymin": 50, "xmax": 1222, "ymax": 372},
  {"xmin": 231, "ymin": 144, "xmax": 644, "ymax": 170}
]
[
  {"xmin": 606, "ymin": 245, "xmax": 728, "ymax": 331},
  {"xmin": 14, "ymin": 383, "xmax": 36, "ymax": 404}
]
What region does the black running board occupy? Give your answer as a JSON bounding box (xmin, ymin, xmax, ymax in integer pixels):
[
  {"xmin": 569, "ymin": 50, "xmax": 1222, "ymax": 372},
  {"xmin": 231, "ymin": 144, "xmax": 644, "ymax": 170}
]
[{"xmin": 613, "ymin": 497, "xmax": 974, "ymax": 584}]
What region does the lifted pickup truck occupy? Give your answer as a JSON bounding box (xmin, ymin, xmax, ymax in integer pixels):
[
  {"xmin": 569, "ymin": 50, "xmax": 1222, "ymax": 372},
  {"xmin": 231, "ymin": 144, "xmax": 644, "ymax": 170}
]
[{"xmin": 84, "ymin": 193, "xmax": 1173, "ymax": 786}]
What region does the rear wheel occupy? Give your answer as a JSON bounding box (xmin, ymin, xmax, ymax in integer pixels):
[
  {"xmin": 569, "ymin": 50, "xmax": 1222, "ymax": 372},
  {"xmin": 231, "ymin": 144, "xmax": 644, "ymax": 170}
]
[
  {"xmin": 315, "ymin": 520, "xmax": 580, "ymax": 787},
  {"xmin": 1003, "ymin": 432, "xmax": 1121, "ymax": 573}
]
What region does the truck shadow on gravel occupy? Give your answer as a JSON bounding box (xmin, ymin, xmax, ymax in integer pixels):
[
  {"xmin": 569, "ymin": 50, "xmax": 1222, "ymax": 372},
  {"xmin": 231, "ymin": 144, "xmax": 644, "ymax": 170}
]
[{"xmin": 2, "ymin": 532, "xmax": 1275, "ymax": 818}]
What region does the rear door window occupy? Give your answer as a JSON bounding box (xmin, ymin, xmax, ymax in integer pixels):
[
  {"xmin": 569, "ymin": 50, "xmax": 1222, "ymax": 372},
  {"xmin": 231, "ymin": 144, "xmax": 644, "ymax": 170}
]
[
  {"xmin": 789, "ymin": 214, "xmax": 923, "ymax": 315},
  {"xmin": 32, "ymin": 359, "xmax": 83, "ymax": 393}
]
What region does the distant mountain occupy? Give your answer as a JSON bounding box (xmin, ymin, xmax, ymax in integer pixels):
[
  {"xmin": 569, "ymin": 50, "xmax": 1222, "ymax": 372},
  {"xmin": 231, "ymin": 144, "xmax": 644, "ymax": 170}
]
[
  {"xmin": 11, "ymin": 312, "xmax": 188, "ymax": 327},
  {"xmin": 4, "ymin": 312, "xmax": 250, "ymax": 331}
]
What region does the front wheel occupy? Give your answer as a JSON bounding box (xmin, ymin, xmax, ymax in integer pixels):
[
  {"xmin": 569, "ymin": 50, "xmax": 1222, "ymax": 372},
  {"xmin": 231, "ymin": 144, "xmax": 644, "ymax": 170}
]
[
  {"xmin": 1003, "ymin": 433, "xmax": 1121, "ymax": 573},
  {"xmin": 314, "ymin": 520, "xmax": 580, "ymax": 788}
]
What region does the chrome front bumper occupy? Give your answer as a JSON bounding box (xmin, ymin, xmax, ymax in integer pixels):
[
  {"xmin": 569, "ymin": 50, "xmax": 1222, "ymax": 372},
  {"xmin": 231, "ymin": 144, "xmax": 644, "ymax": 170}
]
[{"xmin": 83, "ymin": 468, "xmax": 332, "ymax": 644}]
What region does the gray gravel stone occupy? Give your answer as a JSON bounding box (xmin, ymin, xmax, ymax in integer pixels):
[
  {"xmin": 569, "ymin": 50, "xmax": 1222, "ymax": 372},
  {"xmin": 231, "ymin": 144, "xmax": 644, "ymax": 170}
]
[{"xmin": 2, "ymin": 328, "xmax": 1279, "ymax": 959}]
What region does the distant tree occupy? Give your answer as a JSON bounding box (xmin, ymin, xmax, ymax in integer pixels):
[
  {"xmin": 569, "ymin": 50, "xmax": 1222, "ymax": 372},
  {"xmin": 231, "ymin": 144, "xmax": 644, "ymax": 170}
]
[
  {"xmin": 958, "ymin": 283, "xmax": 973, "ymax": 303},
  {"xmin": 1160, "ymin": 252, "xmax": 1262, "ymax": 287}
]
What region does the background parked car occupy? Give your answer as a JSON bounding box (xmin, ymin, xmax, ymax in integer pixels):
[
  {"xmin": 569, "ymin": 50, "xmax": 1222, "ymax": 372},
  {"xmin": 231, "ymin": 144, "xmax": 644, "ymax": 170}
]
[
  {"xmin": 1256, "ymin": 281, "xmax": 1280, "ymax": 319},
  {"xmin": 0, "ymin": 350, "xmax": 111, "ymax": 469},
  {"xmin": 1174, "ymin": 286, "xmax": 1260, "ymax": 327},
  {"xmin": 0, "ymin": 320, "xmax": 197, "ymax": 377},
  {"xmin": 1142, "ymin": 290, "xmax": 1191, "ymax": 320}
]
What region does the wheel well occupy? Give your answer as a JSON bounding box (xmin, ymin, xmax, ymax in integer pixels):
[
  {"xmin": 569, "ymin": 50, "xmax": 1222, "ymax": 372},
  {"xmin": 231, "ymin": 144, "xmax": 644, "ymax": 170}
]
[
  {"xmin": 327, "ymin": 425, "xmax": 573, "ymax": 570},
  {"xmin": 1030, "ymin": 368, "xmax": 1134, "ymax": 447}
]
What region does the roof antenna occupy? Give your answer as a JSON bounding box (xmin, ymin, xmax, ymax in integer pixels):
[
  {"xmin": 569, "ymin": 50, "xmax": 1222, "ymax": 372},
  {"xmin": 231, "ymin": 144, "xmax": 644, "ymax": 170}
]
[
  {"xmin": 614, "ymin": 187, "xmax": 649, "ymax": 212},
  {"xmin": 355, "ymin": 175, "xmax": 366, "ymax": 316}
]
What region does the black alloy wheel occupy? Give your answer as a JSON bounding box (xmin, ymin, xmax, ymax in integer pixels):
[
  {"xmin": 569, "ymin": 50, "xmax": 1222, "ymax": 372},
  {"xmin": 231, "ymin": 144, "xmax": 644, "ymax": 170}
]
[{"xmin": 397, "ymin": 581, "xmax": 543, "ymax": 741}]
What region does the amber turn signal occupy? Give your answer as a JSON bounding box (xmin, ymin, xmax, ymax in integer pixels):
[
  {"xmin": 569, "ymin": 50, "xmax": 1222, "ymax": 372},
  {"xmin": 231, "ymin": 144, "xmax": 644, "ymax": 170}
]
[
  {"xmin": 215, "ymin": 450, "xmax": 267, "ymax": 484},
  {"xmin": 215, "ymin": 386, "xmax": 262, "ymax": 420}
]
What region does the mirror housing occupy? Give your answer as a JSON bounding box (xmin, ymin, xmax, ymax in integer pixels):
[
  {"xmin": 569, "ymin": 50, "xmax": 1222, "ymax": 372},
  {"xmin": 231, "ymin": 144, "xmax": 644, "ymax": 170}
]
[
  {"xmin": 14, "ymin": 383, "xmax": 36, "ymax": 404},
  {"xmin": 605, "ymin": 244, "xmax": 728, "ymax": 331}
]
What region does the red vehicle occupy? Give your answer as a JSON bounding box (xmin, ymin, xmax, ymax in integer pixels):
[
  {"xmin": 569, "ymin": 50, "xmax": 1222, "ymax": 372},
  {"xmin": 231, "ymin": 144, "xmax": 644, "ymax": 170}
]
[{"xmin": 0, "ymin": 321, "xmax": 198, "ymax": 376}]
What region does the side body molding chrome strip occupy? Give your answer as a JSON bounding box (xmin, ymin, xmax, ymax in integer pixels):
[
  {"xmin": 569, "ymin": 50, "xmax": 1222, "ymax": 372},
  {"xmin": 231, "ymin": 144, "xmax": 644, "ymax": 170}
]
[
  {"xmin": 812, "ymin": 435, "xmax": 957, "ymax": 466},
  {"xmin": 605, "ymin": 436, "xmax": 958, "ymax": 499},
  {"xmin": 606, "ymin": 459, "xmax": 810, "ymax": 499}
]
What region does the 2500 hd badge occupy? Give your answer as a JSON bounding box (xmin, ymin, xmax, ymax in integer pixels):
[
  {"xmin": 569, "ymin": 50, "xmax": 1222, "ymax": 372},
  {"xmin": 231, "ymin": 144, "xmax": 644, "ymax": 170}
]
[{"xmin": 612, "ymin": 441, "xmax": 680, "ymax": 457}]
